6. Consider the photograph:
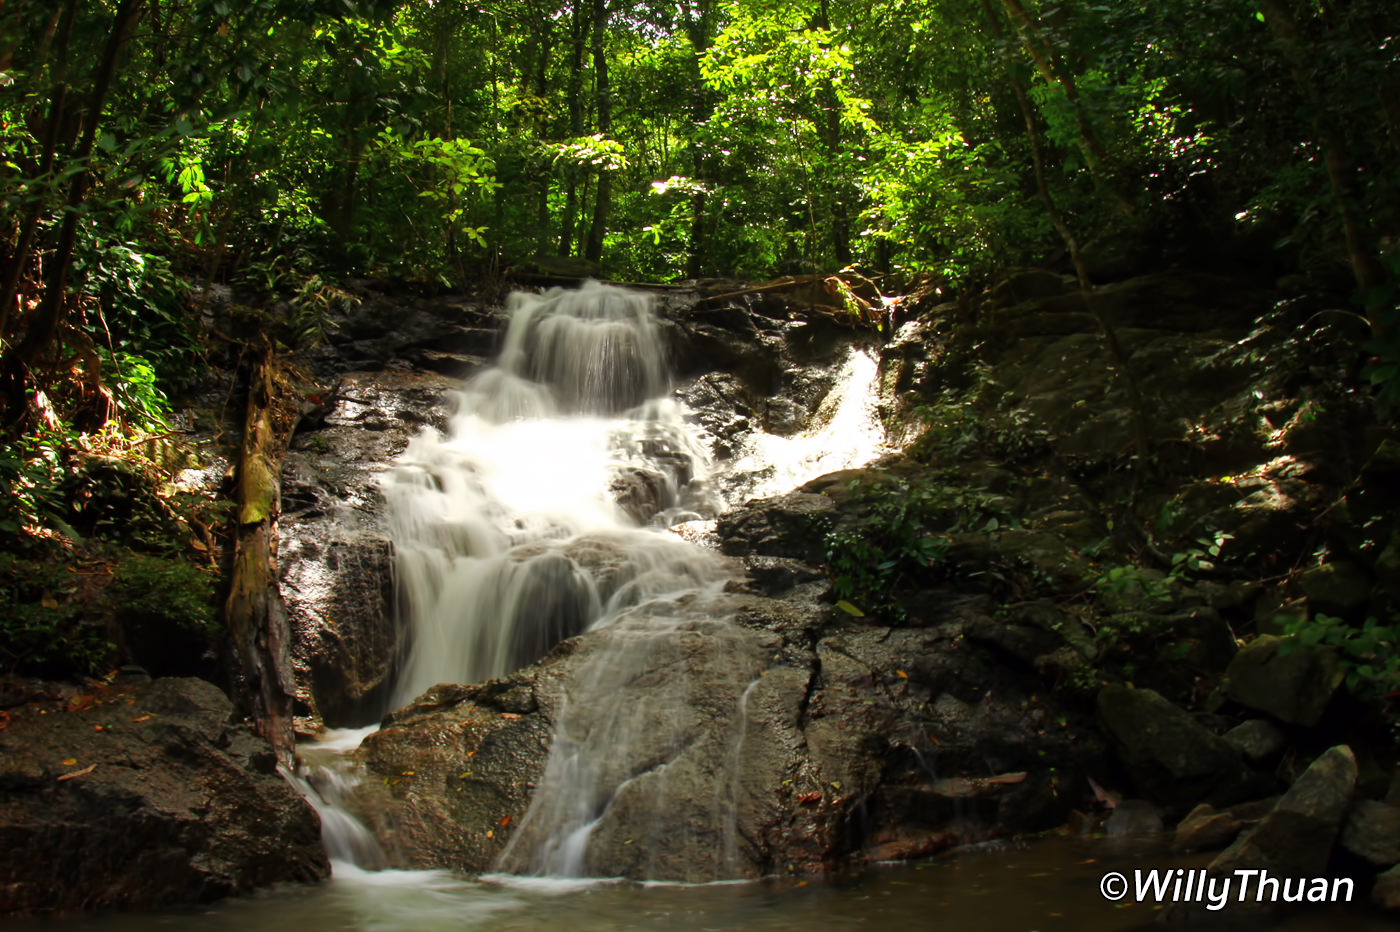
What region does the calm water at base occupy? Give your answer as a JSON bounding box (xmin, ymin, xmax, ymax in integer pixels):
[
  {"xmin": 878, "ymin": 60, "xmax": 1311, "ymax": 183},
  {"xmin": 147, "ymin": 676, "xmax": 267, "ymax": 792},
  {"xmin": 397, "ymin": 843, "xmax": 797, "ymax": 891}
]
[{"xmin": 20, "ymin": 836, "xmax": 1389, "ymax": 932}]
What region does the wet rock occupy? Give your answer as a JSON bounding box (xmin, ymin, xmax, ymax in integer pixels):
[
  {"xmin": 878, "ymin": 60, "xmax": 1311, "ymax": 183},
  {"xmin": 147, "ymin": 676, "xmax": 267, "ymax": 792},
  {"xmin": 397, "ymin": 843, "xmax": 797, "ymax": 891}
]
[
  {"xmin": 351, "ymin": 587, "xmax": 1103, "ymax": 881},
  {"xmin": 716, "ymin": 491, "xmax": 836, "ymax": 563},
  {"xmin": 609, "ymin": 466, "xmax": 674, "ymax": 524},
  {"xmin": 1223, "ymin": 719, "xmax": 1288, "ymax": 764},
  {"xmin": 1339, "ymin": 800, "xmax": 1400, "ymax": 866},
  {"xmin": 282, "ymin": 370, "xmax": 460, "ymax": 727},
  {"xmin": 1209, "ymin": 745, "xmax": 1357, "ymax": 879},
  {"xmin": 1225, "ymin": 634, "xmax": 1342, "ymax": 727},
  {"xmin": 740, "ymin": 555, "xmax": 826, "ymax": 596},
  {"xmin": 0, "ymin": 678, "xmax": 327, "ymax": 915},
  {"xmin": 1096, "ymin": 685, "xmax": 1251, "ymax": 806}
]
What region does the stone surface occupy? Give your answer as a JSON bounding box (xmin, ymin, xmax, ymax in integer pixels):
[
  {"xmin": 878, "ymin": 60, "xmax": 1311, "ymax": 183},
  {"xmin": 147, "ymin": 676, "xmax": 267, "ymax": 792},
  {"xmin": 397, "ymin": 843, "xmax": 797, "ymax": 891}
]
[
  {"xmin": 1339, "ymin": 799, "xmax": 1400, "ymax": 866},
  {"xmin": 1096, "ymin": 685, "xmax": 1251, "ymax": 806},
  {"xmin": 1223, "ymin": 718, "xmax": 1288, "ymax": 763},
  {"xmin": 1225, "ymin": 635, "xmax": 1342, "ymax": 727},
  {"xmin": 346, "ymin": 586, "xmax": 1105, "ymax": 881},
  {"xmin": 715, "ymin": 492, "xmax": 837, "ymax": 562},
  {"xmin": 1297, "ymin": 560, "xmax": 1372, "ymax": 616},
  {"xmin": 1374, "ymin": 864, "xmax": 1400, "ymax": 911},
  {"xmin": 1173, "ymin": 804, "xmax": 1243, "ymax": 853},
  {"xmin": 0, "ymin": 678, "xmax": 327, "ymax": 915},
  {"xmin": 281, "ymin": 370, "xmax": 462, "ymax": 727},
  {"xmin": 1209, "ymin": 745, "xmax": 1357, "ymax": 879}
]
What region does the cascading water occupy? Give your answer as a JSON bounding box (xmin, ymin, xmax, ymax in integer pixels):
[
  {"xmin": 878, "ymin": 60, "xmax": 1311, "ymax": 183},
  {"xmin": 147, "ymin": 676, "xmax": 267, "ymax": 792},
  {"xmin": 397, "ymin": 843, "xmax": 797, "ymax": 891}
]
[
  {"xmin": 383, "ymin": 282, "xmax": 721, "ymax": 709},
  {"xmin": 303, "ymin": 280, "xmax": 889, "ymax": 881}
]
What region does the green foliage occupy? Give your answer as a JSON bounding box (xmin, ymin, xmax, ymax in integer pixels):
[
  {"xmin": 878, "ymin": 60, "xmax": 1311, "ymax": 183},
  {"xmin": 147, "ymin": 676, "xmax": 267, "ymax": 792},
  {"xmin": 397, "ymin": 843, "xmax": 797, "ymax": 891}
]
[
  {"xmin": 0, "ymin": 552, "xmax": 114, "ymax": 677},
  {"xmin": 822, "ymin": 475, "xmax": 1008, "ymax": 622},
  {"xmin": 1281, "ymin": 614, "xmax": 1400, "ymax": 703},
  {"xmin": 111, "ymin": 554, "xmax": 220, "ymax": 638}
]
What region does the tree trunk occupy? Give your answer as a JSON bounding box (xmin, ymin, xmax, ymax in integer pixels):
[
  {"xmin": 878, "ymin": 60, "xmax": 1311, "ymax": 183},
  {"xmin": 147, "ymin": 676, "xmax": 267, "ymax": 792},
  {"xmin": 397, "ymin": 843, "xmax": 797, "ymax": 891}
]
[
  {"xmin": 1259, "ymin": 0, "xmax": 1389, "ymax": 333},
  {"xmin": 5, "ymin": 0, "xmax": 139, "ymax": 372},
  {"xmin": 1002, "ymin": 0, "xmax": 1134, "ymax": 216},
  {"xmin": 584, "ymin": 0, "xmax": 611, "ymax": 264},
  {"xmin": 223, "ymin": 337, "xmax": 303, "ymax": 766},
  {"xmin": 559, "ymin": 3, "xmax": 590, "ymax": 257},
  {"xmin": 983, "ymin": 0, "xmax": 1153, "ymax": 478}
]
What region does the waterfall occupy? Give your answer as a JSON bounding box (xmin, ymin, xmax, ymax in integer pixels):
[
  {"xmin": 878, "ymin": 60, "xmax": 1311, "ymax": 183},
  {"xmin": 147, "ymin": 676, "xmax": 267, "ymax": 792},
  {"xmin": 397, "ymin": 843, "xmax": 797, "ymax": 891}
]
[
  {"xmin": 305, "ymin": 280, "xmax": 889, "ymax": 881},
  {"xmin": 384, "ymin": 281, "xmax": 722, "ymax": 711}
]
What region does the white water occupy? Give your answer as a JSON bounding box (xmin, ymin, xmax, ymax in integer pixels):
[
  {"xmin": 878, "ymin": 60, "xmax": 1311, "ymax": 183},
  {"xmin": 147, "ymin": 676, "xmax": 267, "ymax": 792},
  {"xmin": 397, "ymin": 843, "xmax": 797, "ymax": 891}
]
[
  {"xmin": 302, "ymin": 281, "xmax": 889, "ymax": 881},
  {"xmin": 716, "ymin": 346, "xmax": 886, "ymax": 504},
  {"xmin": 383, "ymin": 281, "xmax": 723, "ymax": 709}
]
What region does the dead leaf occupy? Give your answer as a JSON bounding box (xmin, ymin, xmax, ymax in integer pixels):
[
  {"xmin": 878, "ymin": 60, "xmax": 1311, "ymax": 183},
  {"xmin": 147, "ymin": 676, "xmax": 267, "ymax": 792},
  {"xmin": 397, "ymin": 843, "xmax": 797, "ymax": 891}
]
[
  {"xmin": 132, "ymin": 714, "xmax": 152, "ymax": 723},
  {"xmin": 0, "ymin": 710, "xmax": 10, "ymax": 730},
  {"xmin": 67, "ymin": 694, "xmax": 94, "ymax": 712},
  {"xmin": 61, "ymin": 757, "xmax": 77, "ymax": 766},
  {"xmin": 486, "ymin": 830, "xmax": 494, "ymax": 839},
  {"xmin": 1088, "ymin": 776, "xmax": 1122, "ymax": 810},
  {"xmin": 500, "ymin": 713, "xmax": 521, "ymax": 720},
  {"xmin": 895, "ymin": 670, "xmax": 908, "ymax": 679},
  {"xmin": 499, "ymin": 815, "xmax": 511, "ymax": 827},
  {"xmin": 57, "ymin": 764, "xmax": 96, "ymax": 781},
  {"xmin": 797, "ymin": 791, "xmax": 823, "ymax": 804},
  {"xmin": 41, "ymin": 591, "xmax": 58, "ymax": 610},
  {"xmin": 190, "ymin": 537, "xmax": 207, "ymax": 552}
]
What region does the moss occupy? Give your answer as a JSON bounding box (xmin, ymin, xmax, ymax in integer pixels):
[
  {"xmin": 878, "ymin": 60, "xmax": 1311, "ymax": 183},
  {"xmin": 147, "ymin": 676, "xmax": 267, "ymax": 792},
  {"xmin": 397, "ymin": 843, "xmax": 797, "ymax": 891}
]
[{"xmin": 111, "ymin": 554, "xmax": 220, "ymax": 676}]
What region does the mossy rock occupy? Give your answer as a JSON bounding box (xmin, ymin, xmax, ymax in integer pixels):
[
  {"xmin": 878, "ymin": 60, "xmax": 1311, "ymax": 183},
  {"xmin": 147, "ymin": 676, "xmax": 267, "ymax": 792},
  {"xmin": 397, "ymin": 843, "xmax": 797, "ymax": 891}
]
[{"xmin": 1225, "ymin": 634, "xmax": 1342, "ymax": 728}]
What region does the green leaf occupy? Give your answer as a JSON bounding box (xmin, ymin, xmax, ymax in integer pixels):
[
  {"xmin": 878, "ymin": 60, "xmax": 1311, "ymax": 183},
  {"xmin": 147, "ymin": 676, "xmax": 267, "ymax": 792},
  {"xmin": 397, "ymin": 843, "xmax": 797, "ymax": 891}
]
[{"xmin": 836, "ymin": 599, "xmax": 866, "ymax": 617}]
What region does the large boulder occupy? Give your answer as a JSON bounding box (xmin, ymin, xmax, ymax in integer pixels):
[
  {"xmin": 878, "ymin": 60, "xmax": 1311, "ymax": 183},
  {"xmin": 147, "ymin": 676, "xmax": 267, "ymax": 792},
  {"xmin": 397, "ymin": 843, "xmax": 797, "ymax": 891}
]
[
  {"xmin": 1209, "ymin": 745, "xmax": 1357, "ymax": 879},
  {"xmin": 0, "ymin": 677, "xmax": 328, "ymax": 915},
  {"xmin": 1339, "ymin": 800, "xmax": 1400, "ymax": 866},
  {"xmin": 1096, "ymin": 685, "xmax": 1252, "ymax": 806},
  {"xmin": 715, "ymin": 492, "xmax": 836, "ymax": 563},
  {"xmin": 1225, "ymin": 634, "xmax": 1342, "ymax": 727},
  {"xmin": 282, "ymin": 370, "xmax": 461, "ymax": 727},
  {"xmin": 343, "ymin": 587, "xmax": 1104, "ymax": 881}
]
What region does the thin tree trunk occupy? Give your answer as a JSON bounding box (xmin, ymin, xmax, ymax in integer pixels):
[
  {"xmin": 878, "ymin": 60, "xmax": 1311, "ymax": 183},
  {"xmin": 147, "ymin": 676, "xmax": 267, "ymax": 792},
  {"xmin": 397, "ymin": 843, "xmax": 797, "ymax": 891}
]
[
  {"xmin": 0, "ymin": 0, "xmax": 78, "ymax": 342},
  {"xmin": 584, "ymin": 0, "xmax": 611, "ymax": 264},
  {"xmin": 983, "ymin": 0, "xmax": 1153, "ymax": 475},
  {"xmin": 1259, "ymin": 0, "xmax": 1388, "ymax": 332},
  {"xmin": 9, "ymin": 0, "xmax": 143, "ymax": 370},
  {"xmin": 559, "ymin": 3, "xmax": 590, "ymax": 257},
  {"xmin": 1002, "ymin": 0, "xmax": 1134, "ymax": 216}
]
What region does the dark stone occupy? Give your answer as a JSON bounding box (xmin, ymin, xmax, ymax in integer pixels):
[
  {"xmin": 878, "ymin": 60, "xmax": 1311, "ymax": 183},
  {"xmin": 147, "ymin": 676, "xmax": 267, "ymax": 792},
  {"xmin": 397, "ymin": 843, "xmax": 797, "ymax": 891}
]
[
  {"xmin": 1096, "ymin": 684, "xmax": 1251, "ymax": 806},
  {"xmin": 1297, "ymin": 561, "xmax": 1372, "ymax": 616},
  {"xmin": 1225, "ymin": 635, "xmax": 1342, "ymax": 727},
  {"xmin": 1374, "ymin": 864, "xmax": 1400, "ymax": 911},
  {"xmin": 1173, "ymin": 803, "xmax": 1243, "ymax": 853},
  {"xmin": 0, "ymin": 678, "xmax": 327, "ymax": 916},
  {"xmin": 1209, "ymin": 745, "xmax": 1357, "ymax": 879},
  {"xmin": 1223, "ymin": 719, "xmax": 1288, "ymax": 764},
  {"xmin": 715, "ymin": 492, "xmax": 836, "ymax": 563},
  {"xmin": 1339, "ymin": 799, "xmax": 1400, "ymax": 866}
]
